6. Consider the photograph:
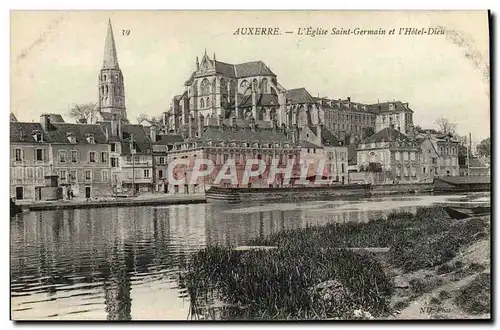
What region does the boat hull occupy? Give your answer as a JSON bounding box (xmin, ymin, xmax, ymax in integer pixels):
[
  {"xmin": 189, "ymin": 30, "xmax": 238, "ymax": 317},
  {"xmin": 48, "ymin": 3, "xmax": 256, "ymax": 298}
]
[{"xmin": 444, "ymin": 206, "xmax": 490, "ymax": 219}]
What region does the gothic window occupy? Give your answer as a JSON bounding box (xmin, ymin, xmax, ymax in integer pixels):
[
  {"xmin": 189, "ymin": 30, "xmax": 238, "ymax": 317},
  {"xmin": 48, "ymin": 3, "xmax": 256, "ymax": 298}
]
[
  {"xmin": 200, "ymin": 98, "xmax": 205, "ymax": 108},
  {"xmin": 105, "ymin": 85, "xmax": 108, "ymax": 94},
  {"xmin": 253, "ymin": 78, "xmax": 258, "ymax": 91},
  {"xmin": 262, "ymin": 78, "xmax": 268, "ymax": 94},
  {"xmin": 101, "ymin": 86, "xmax": 104, "ymax": 94},
  {"xmin": 212, "ymin": 79, "xmax": 217, "ymax": 93},
  {"xmin": 103, "ymin": 74, "xmax": 107, "ymax": 81},
  {"xmin": 207, "ymin": 97, "xmax": 211, "ymax": 107},
  {"xmin": 200, "ymin": 78, "xmax": 210, "ymax": 95}
]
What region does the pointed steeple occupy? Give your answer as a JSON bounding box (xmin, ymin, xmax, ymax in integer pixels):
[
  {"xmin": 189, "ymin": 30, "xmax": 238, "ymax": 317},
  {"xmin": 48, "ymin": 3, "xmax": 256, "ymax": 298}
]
[
  {"xmin": 213, "ymin": 52, "xmax": 216, "ymax": 61},
  {"xmin": 103, "ymin": 19, "xmax": 119, "ymax": 70}
]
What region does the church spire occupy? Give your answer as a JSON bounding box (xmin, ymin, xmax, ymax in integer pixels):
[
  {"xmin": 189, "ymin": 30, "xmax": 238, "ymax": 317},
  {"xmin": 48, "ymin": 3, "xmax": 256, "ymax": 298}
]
[{"xmin": 103, "ymin": 19, "xmax": 119, "ymax": 70}]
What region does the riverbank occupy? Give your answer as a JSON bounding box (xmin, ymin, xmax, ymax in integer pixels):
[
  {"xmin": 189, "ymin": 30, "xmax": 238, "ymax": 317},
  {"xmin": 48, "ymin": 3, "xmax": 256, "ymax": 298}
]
[
  {"xmin": 181, "ymin": 206, "xmax": 491, "ymax": 320},
  {"xmin": 16, "ymin": 194, "xmax": 206, "ymax": 212}
]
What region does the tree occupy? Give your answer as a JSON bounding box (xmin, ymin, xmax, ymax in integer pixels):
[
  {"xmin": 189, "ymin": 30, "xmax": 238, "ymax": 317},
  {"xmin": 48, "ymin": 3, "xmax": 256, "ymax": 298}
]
[
  {"xmin": 476, "ymin": 137, "xmax": 490, "ymax": 157},
  {"xmin": 435, "ymin": 117, "xmax": 457, "ymax": 135},
  {"xmin": 68, "ymin": 103, "xmax": 98, "ymax": 122},
  {"xmin": 137, "ymin": 113, "xmax": 149, "ymax": 124}
]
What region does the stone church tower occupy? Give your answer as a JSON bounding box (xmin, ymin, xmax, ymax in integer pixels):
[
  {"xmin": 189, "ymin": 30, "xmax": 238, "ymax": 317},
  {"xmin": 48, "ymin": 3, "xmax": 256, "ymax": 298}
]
[{"xmin": 98, "ymin": 19, "xmax": 126, "ymax": 120}]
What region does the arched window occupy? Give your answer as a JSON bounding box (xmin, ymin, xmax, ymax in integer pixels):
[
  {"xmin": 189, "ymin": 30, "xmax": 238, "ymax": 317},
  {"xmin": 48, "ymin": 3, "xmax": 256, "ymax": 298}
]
[
  {"xmin": 105, "ymin": 85, "xmax": 108, "ymax": 94},
  {"xmin": 101, "ymin": 86, "xmax": 104, "ymax": 94},
  {"xmin": 212, "ymin": 79, "xmax": 217, "ymax": 93},
  {"xmin": 252, "ymin": 78, "xmax": 258, "ymax": 91},
  {"xmin": 262, "ymin": 78, "xmax": 268, "ymax": 94},
  {"xmin": 103, "ymin": 74, "xmax": 107, "ymax": 81},
  {"xmin": 200, "ymin": 78, "xmax": 210, "ymax": 95},
  {"xmin": 207, "ymin": 97, "xmax": 211, "ymax": 107},
  {"xmin": 200, "ymin": 98, "xmax": 205, "ymax": 108}
]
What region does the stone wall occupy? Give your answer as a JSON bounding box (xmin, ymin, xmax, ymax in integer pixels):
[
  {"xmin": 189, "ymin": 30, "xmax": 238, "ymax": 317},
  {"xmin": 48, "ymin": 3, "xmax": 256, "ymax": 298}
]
[{"xmin": 370, "ymin": 183, "xmax": 433, "ymax": 195}]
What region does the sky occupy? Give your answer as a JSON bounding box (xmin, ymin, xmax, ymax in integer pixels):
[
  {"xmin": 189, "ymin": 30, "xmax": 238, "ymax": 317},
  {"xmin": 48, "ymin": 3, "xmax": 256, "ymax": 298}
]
[{"xmin": 10, "ymin": 10, "xmax": 490, "ymax": 142}]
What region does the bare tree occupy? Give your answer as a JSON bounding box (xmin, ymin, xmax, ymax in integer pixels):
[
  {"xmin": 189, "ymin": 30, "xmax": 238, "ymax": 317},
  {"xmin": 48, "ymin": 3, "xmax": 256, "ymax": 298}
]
[
  {"xmin": 137, "ymin": 113, "xmax": 150, "ymax": 124},
  {"xmin": 68, "ymin": 103, "xmax": 98, "ymax": 122},
  {"xmin": 435, "ymin": 117, "xmax": 457, "ymax": 135}
]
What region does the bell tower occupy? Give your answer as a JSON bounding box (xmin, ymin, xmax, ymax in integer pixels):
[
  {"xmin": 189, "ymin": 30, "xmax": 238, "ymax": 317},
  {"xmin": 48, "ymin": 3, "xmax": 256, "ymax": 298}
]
[{"xmin": 98, "ymin": 19, "xmax": 126, "ymax": 120}]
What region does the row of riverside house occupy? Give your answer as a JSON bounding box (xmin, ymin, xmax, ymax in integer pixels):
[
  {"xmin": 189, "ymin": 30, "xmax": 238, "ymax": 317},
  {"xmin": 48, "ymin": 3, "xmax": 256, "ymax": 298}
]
[{"xmin": 10, "ymin": 113, "xmax": 184, "ymax": 201}]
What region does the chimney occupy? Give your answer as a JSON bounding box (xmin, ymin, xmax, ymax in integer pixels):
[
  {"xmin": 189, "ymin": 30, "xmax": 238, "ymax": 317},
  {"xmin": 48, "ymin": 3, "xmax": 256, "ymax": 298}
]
[
  {"xmin": 150, "ymin": 124, "xmax": 158, "ymax": 143},
  {"xmin": 347, "ymin": 96, "xmax": 351, "ymax": 102},
  {"xmin": 40, "ymin": 114, "xmax": 51, "ymax": 132}
]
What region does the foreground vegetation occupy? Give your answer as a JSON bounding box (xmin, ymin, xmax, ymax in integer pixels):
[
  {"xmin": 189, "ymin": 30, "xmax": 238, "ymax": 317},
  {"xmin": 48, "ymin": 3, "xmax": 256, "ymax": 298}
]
[{"xmin": 181, "ymin": 206, "xmax": 490, "ymax": 320}]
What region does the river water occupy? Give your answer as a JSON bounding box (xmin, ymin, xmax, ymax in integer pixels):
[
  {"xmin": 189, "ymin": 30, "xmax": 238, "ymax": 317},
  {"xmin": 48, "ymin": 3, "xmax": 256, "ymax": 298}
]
[{"xmin": 10, "ymin": 193, "xmax": 487, "ymax": 320}]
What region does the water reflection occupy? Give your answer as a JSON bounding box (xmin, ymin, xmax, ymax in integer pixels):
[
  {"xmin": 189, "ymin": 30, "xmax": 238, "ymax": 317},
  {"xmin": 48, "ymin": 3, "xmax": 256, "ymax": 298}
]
[{"xmin": 10, "ymin": 194, "xmax": 486, "ymax": 320}]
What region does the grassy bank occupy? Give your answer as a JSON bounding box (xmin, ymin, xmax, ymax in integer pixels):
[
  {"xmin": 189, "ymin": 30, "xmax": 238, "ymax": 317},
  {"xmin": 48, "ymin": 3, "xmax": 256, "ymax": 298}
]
[{"xmin": 181, "ymin": 206, "xmax": 490, "ymax": 320}]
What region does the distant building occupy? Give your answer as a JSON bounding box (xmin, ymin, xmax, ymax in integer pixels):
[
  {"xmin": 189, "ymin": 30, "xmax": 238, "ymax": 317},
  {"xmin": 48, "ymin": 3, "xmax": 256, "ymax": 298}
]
[
  {"xmin": 357, "ymin": 125, "xmax": 421, "ymax": 184},
  {"xmin": 459, "ymin": 156, "xmax": 490, "ymax": 176},
  {"xmin": 416, "ymin": 131, "xmax": 460, "ymax": 179},
  {"xmin": 166, "ymin": 118, "xmax": 301, "ymax": 193},
  {"xmin": 10, "ymin": 114, "xmax": 113, "ymax": 200},
  {"xmin": 298, "ymin": 124, "xmax": 348, "ymax": 184},
  {"xmin": 370, "ymin": 101, "xmax": 415, "ymax": 135}
]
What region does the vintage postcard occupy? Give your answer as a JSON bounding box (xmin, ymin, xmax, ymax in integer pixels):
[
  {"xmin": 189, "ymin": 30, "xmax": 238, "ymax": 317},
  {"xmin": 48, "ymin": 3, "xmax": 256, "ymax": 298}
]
[{"xmin": 10, "ymin": 10, "xmax": 490, "ymax": 321}]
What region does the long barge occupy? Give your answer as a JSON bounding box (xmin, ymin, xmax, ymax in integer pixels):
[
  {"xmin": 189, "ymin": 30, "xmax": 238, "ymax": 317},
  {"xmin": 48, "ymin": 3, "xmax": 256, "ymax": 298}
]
[{"xmin": 205, "ymin": 184, "xmax": 372, "ymax": 203}]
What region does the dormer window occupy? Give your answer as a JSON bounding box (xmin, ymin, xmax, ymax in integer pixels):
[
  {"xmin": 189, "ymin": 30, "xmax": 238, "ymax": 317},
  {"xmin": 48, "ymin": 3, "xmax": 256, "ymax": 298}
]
[
  {"xmin": 32, "ymin": 132, "xmax": 43, "ymax": 142},
  {"xmin": 86, "ymin": 135, "xmax": 95, "ymax": 144},
  {"xmin": 67, "ymin": 133, "xmax": 77, "ymax": 144}
]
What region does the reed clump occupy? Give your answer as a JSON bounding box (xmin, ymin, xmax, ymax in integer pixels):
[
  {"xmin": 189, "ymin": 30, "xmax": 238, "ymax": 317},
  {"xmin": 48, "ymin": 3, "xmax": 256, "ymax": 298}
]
[
  {"xmin": 182, "ymin": 206, "xmax": 489, "ymax": 320},
  {"xmin": 184, "ymin": 246, "xmax": 393, "ymax": 320}
]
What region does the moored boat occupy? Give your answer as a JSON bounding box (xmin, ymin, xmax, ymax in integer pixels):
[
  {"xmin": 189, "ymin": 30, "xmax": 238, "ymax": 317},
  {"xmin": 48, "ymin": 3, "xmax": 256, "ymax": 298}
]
[{"xmin": 444, "ymin": 205, "xmax": 490, "ymax": 219}]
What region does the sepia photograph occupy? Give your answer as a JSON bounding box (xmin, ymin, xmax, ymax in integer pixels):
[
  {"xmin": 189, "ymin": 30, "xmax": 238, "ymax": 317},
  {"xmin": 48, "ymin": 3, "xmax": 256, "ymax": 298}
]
[{"xmin": 9, "ymin": 10, "xmax": 491, "ymax": 321}]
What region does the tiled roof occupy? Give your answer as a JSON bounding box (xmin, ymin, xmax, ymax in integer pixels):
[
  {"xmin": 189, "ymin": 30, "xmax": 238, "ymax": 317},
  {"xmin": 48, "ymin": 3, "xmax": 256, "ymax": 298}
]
[
  {"xmin": 46, "ymin": 123, "xmax": 108, "ymax": 144},
  {"xmin": 367, "ymin": 101, "xmax": 413, "ymax": 114},
  {"xmin": 154, "ymin": 134, "xmax": 184, "ymax": 145},
  {"xmin": 192, "ymin": 60, "xmax": 276, "ymax": 80},
  {"xmin": 286, "ymin": 88, "xmax": 316, "ymax": 104},
  {"xmin": 319, "ymin": 126, "xmax": 343, "ymax": 147},
  {"xmin": 300, "ymin": 140, "xmax": 322, "ymax": 149},
  {"xmin": 364, "ymin": 126, "xmax": 411, "ymax": 143},
  {"xmin": 10, "ymin": 122, "xmax": 46, "ymax": 143},
  {"xmin": 200, "ymin": 126, "xmax": 291, "ymax": 143},
  {"xmin": 120, "ymin": 124, "xmax": 152, "ymax": 154},
  {"xmin": 234, "ymin": 61, "xmax": 276, "ymax": 78},
  {"xmin": 215, "ymin": 61, "xmax": 237, "ymax": 77}
]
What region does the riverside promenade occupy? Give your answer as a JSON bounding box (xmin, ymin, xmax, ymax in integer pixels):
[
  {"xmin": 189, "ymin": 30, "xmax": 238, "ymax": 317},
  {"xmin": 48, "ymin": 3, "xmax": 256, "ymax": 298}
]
[{"xmin": 16, "ymin": 193, "xmax": 206, "ymax": 212}]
